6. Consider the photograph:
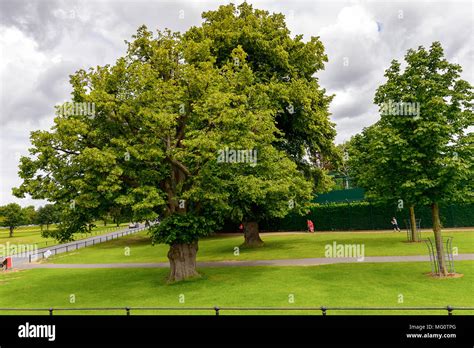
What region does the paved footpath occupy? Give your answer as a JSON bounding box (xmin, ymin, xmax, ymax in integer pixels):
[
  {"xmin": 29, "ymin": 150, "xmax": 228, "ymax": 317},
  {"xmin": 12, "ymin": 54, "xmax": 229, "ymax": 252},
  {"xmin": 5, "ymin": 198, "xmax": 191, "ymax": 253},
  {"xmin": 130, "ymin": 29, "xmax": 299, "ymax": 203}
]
[{"xmin": 18, "ymin": 253, "xmax": 474, "ymax": 269}]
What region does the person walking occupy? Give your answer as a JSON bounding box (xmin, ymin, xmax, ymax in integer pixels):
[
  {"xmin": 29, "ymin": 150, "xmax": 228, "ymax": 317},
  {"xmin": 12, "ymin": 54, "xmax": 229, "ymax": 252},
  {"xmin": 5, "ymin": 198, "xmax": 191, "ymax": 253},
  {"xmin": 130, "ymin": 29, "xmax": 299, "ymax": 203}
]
[
  {"xmin": 307, "ymin": 219, "xmax": 314, "ymax": 233},
  {"xmin": 391, "ymin": 217, "xmax": 401, "ymax": 232}
]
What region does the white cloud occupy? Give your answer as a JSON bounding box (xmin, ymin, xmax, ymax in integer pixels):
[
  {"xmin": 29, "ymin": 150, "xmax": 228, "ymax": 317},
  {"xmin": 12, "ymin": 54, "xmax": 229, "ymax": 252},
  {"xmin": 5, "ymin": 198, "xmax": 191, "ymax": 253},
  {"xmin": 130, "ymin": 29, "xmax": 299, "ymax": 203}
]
[{"xmin": 0, "ymin": 26, "xmax": 49, "ymax": 125}]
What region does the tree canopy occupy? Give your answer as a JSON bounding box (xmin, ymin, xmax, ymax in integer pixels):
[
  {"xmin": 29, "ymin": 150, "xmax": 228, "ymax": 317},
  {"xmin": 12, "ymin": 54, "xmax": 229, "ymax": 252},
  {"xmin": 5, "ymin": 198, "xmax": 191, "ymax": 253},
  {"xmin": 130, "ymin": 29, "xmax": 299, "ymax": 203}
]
[
  {"xmin": 13, "ymin": 5, "xmax": 331, "ymax": 280},
  {"xmin": 0, "ymin": 203, "xmax": 27, "ymax": 237},
  {"xmin": 348, "ymin": 41, "xmax": 473, "ymax": 273}
]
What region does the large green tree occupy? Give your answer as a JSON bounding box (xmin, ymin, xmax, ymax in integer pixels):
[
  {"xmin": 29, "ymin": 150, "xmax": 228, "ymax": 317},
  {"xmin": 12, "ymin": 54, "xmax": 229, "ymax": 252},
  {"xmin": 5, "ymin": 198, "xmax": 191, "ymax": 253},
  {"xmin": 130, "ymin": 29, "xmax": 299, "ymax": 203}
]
[
  {"xmin": 14, "ymin": 23, "xmax": 310, "ymax": 281},
  {"xmin": 182, "ymin": 3, "xmax": 339, "ymax": 243},
  {"xmin": 0, "ymin": 203, "xmax": 27, "ymax": 237},
  {"xmin": 358, "ymin": 42, "xmax": 472, "ymax": 275}
]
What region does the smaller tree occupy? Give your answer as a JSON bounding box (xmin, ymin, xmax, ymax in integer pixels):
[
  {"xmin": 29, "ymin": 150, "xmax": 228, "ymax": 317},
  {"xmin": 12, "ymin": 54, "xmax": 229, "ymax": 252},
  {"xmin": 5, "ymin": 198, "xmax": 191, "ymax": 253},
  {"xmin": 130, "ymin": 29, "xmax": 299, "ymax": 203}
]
[
  {"xmin": 0, "ymin": 203, "xmax": 27, "ymax": 237},
  {"xmin": 23, "ymin": 205, "xmax": 37, "ymax": 225},
  {"xmin": 371, "ymin": 42, "xmax": 473, "ymax": 275},
  {"xmin": 221, "ymin": 146, "xmax": 313, "ymax": 247},
  {"xmin": 347, "ymin": 124, "xmax": 420, "ymax": 241},
  {"xmin": 37, "ymin": 204, "xmax": 59, "ymax": 231}
]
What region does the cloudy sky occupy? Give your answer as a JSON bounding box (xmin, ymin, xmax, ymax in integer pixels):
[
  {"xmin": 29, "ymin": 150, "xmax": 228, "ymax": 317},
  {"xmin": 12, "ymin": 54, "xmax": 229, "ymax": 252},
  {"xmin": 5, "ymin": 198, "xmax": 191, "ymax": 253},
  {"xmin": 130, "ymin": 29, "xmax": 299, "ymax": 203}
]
[{"xmin": 0, "ymin": 0, "xmax": 472, "ymax": 207}]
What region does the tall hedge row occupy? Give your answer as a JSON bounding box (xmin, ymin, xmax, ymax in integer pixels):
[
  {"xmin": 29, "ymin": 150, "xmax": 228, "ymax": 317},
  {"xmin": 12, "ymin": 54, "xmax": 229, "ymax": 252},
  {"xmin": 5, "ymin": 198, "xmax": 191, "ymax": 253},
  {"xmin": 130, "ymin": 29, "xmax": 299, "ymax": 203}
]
[{"xmin": 220, "ymin": 202, "xmax": 474, "ymax": 232}]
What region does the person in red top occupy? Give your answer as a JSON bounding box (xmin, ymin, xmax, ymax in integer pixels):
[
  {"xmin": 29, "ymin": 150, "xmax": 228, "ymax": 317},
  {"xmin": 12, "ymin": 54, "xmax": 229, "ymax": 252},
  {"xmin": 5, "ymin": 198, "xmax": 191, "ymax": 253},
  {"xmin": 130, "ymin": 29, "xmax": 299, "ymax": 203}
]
[
  {"xmin": 239, "ymin": 223, "xmax": 244, "ymax": 232},
  {"xmin": 307, "ymin": 219, "xmax": 314, "ymax": 233}
]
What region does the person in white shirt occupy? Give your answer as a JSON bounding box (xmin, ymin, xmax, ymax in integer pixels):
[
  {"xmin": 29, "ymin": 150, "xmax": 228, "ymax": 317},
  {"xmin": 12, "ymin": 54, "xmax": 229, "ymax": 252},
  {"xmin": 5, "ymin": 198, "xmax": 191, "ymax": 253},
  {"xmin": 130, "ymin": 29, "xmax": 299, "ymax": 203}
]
[{"xmin": 391, "ymin": 217, "xmax": 401, "ymax": 232}]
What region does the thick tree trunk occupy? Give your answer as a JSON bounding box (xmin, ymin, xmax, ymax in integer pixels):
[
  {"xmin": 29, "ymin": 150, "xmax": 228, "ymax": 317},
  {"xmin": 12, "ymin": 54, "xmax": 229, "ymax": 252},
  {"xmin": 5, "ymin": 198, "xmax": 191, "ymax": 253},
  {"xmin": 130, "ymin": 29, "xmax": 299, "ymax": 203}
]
[
  {"xmin": 409, "ymin": 205, "xmax": 418, "ymax": 242},
  {"xmin": 242, "ymin": 221, "xmax": 264, "ymax": 247},
  {"xmin": 9, "ymin": 226, "xmax": 13, "ymax": 238},
  {"xmin": 431, "ymin": 202, "xmax": 448, "ymax": 276},
  {"xmin": 167, "ymin": 241, "xmax": 199, "ymax": 282}
]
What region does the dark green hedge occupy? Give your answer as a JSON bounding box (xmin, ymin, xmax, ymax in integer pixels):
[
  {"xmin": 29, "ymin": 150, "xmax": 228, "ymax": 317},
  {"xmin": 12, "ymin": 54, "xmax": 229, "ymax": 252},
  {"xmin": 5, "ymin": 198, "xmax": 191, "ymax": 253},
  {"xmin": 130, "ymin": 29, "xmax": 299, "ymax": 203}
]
[{"xmin": 220, "ymin": 202, "xmax": 474, "ymax": 232}]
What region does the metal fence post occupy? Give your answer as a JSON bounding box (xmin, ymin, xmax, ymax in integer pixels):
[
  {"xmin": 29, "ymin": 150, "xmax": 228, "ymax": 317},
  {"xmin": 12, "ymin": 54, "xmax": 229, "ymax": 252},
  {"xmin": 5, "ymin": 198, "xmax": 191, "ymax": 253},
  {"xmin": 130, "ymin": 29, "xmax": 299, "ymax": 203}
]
[
  {"xmin": 49, "ymin": 308, "xmax": 53, "ymax": 316},
  {"xmin": 126, "ymin": 307, "xmax": 130, "ymax": 316},
  {"xmin": 447, "ymin": 305, "xmax": 453, "ymax": 316},
  {"xmin": 321, "ymin": 306, "xmax": 327, "ymax": 316},
  {"xmin": 214, "ymin": 306, "xmax": 220, "ymax": 316}
]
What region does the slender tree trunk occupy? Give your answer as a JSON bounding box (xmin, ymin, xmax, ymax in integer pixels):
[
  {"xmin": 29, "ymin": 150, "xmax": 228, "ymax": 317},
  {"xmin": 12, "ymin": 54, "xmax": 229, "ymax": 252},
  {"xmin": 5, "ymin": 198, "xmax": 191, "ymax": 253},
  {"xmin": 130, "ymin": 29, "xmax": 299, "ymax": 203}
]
[
  {"xmin": 167, "ymin": 241, "xmax": 199, "ymax": 282},
  {"xmin": 46, "ymin": 224, "xmax": 49, "ymax": 231},
  {"xmin": 40, "ymin": 224, "xmax": 43, "ymax": 232},
  {"xmin": 431, "ymin": 202, "xmax": 448, "ymax": 276},
  {"xmin": 242, "ymin": 221, "xmax": 264, "ymax": 247},
  {"xmin": 9, "ymin": 226, "xmax": 13, "ymax": 238},
  {"xmin": 409, "ymin": 205, "xmax": 418, "ymax": 242},
  {"xmin": 103, "ymin": 219, "xmax": 107, "ymax": 226}
]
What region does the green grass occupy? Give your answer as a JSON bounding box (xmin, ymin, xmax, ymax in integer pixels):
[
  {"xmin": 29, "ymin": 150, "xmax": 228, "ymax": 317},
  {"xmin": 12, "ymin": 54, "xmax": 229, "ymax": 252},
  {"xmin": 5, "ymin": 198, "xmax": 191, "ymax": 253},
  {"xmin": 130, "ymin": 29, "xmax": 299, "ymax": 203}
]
[
  {"xmin": 0, "ymin": 261, "xmax": 472, "ymax": 315},
  {"xmin": 0, "ymin": 225, "xmax": 57, "ymax": 248},
  {"xmin": 47, "ymin": 230, "xmax": 474, "ymax": 264},
  {"xmin": 0, "ymin": 222, "xmax": 129, "ymax": 255}
]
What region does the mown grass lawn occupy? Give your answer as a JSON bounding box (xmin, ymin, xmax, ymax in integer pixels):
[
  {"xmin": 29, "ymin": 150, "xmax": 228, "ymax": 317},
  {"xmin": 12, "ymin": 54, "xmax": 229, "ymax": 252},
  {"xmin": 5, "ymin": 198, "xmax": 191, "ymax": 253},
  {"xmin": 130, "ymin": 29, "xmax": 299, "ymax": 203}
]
[
  {"xmin": 0, "ymin": 261, "xmax": 472, "ymax": 315},
  {"xmin": 0, "ymin": 225, "xmax": 57, "ymax": 248},
  {"xmin": 47, "ymin": 230, "xmax": 474, "ymax": 264},
  {"xmin": 0, "ymin": 223, "xmax": 129, "ymax": 254}
]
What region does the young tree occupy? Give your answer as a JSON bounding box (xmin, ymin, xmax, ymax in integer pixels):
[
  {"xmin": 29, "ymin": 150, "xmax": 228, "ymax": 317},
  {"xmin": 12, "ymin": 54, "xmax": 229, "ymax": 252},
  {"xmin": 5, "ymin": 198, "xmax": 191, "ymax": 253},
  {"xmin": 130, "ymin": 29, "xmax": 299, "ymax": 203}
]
[
  {"xmin": 372, "ymin": 42, "xmax": 473, "ymax": 275},
  {"xmin": 109, "ymin": 205, "xmax": 130, "ymax": 227},
  {"xmin": 36, "ymin": 204, "xmax": 59, "ymax": 231},
  {"xmin": 347, "ymin": 123, "xmax": 420, "ymax": 241},
  {"xmin": 0, "ymin": 203, "xmax": 27, "ymax": 237},
  {"xmin": 23, "ymin": 205, "xmax": 37, "ymax": 225}
]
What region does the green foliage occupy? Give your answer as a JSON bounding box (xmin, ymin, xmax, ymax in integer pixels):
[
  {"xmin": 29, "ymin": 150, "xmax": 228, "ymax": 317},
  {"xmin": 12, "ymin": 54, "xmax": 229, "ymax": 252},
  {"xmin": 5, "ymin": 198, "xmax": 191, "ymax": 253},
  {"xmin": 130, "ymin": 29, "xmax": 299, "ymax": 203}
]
[
  {"xmin": 348, "ymin": 42, "xmax": 473, "ymax": 207},
  {"xmin": 0, "ymin": 203, "xmax": 27, "ymax": 230},
  {"xmin": 22, "ymin": 205, "xmax": 37, "ymax": 225},
  {"xmin": 13, "ymin": 5, "xmax": 339, "ymax": 246},
  {"xmin": 36, "ymin": 204, "xmax": 59, "ymax": 228},
  {"xmin": 264, "ymin": 201, "xmax": 474, "ymax": 231},
  {"xmin": 40, "ymin": 206, "xmax": 88, "ymax": 242},
  {"xmin": 184, "ymin": 3, "xmax": 340, "ymax": 190},
  {"xmin": 149, "ymin": 213, "xmax": 217, "ymax": 245}
]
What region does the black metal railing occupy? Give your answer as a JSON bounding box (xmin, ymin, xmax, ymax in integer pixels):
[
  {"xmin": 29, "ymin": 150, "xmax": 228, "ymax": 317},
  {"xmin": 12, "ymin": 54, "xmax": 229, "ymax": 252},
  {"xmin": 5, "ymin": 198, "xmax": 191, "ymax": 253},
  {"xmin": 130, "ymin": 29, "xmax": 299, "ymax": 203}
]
[{"xmin": 0, "ymin": 306, "xmax": 472, "ymax": 316}]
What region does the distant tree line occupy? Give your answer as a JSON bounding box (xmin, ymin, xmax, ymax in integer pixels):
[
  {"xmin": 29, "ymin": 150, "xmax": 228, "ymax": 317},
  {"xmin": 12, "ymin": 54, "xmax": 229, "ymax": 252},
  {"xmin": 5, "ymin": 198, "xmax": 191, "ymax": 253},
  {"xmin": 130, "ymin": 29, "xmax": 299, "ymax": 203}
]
[{"xmin": 0, "ymin": 203, "xmax": 131, "ymax": 238}]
